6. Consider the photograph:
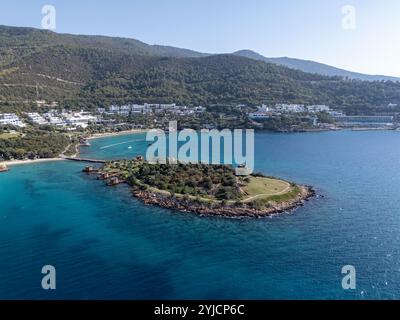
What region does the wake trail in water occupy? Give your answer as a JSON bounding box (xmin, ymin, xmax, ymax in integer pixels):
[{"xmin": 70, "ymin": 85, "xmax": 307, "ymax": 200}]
[{"xmin": 99, "ymin": 139, "xmax": 142, "ymax": 150}]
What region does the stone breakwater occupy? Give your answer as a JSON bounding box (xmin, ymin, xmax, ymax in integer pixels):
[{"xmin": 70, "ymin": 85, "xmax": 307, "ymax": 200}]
[{"xmin": 132, "ymin": 185, "xmax": 316, "ymax": 218}]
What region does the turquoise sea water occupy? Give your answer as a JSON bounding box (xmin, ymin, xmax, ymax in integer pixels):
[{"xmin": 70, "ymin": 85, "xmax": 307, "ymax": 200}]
[{"xmin": 1, "ymin": 131, "xmax": 400, "ymax": 299}]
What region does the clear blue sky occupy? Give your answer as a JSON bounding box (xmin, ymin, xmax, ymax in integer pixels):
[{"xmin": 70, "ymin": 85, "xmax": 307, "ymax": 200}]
[{"xmin": 1, "ymin": 0, "xmax": 399, "ymax": 76}]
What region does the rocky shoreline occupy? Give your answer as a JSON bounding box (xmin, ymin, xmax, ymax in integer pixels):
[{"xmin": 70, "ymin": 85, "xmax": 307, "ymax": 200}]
[{"xmin": 131, "ymin": 185, "xmax": 316, "ymax": 218}]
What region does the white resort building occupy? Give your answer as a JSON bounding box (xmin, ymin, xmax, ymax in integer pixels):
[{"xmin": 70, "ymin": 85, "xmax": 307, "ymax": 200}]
[
  {"xmin": 26, "ymin": 113, "xmax": 48, "ymax": 125},
  {"xmin": 0, "ymin": 113, "xmax": 26, "ymax": 127},
  {"xmin": 63, "ymin": 111, "xmax": 97, "ymax": 128}
]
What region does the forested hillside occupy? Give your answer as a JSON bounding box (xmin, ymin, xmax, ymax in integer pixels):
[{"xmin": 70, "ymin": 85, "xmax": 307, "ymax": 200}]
[{"xmin": 1, "ymin": 25, "xmax": 400, "ymax": 111}]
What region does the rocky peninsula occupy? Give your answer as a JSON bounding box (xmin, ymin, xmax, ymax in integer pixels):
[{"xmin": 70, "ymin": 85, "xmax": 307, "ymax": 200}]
[{"xmin": 84, "ymin": 158, "xmax": 315, "ymax": 218}]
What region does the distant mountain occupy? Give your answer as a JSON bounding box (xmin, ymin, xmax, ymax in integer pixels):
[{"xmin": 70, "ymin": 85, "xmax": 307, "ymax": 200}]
[
  {"xmin": 1, "ymin": 25, "xmax": 400, "ymax": 111},
  {"xmin": 233, "ymin": 50, "xmax": 400, "ymax": 82},
  {"xmin": 1, "ymin": 25, "xmax": 397, "ymax": 81}
]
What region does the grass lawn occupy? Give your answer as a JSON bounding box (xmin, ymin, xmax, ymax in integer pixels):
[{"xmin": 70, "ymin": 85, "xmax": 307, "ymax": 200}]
[
  {"xmin": 145, "ymin": 176, "xmax": 298, "ymax": 205},
  {"xmin": 241, "ymin": 176, "xmax": 292, "ymax": 202},
  {"xmin": 0, "ymin": 132, "xmax": 21, "ymax": 139}
]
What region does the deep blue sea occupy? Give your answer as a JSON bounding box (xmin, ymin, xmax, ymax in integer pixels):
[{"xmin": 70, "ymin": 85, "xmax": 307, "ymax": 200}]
[{"xmin": 1, "ymin": 131, "xmax": 400, "ymax": 299}]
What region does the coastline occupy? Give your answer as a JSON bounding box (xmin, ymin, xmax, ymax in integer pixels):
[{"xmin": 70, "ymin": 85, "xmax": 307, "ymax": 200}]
[
  {"xmin": 3, "ymin": 127, "xmax": 394, "ymax": 169},
  {"xmin": 132, "ymin": 184, "xmax": 316, "ymax": 218},
  {"xmin": 1, "ymin": 129, "xmax": 148, "ymax": 167}
]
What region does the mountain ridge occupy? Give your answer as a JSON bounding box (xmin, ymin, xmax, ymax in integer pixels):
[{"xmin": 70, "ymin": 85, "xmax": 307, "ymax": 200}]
[
  {"xmin": 1, "ymin": 24, "xmax": 397, "ymax": 81},
  {"xmin": 0, "ymin": 25, "xmax": 400, "ymax": 112},
  {"xmin": 233, "ymin": 50, "xmax": 400, "ymax": 82}
]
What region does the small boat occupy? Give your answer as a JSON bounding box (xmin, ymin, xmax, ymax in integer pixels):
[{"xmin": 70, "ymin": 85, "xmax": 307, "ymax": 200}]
[
  {"xmin": 0, "ymin": 163, "xmax": 9, "ymax": 172},
  {"xmin": 128, "ymin": 146, "xmax": 132, "ymax": 149}
]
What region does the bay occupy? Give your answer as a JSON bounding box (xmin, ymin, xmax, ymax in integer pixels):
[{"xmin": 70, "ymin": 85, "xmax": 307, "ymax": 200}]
[{"xmin": 1, "ymin": 130, "xmax": 400, "ymax": 299}]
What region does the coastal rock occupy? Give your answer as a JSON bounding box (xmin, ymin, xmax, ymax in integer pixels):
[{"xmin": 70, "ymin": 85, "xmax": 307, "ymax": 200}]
[{"xmin": 131, "ymin": 185, "xmax": 316, "ymax": 218}]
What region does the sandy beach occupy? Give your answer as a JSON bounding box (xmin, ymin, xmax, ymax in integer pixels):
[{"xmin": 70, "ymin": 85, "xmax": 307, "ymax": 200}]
[
  {"xmin": 2, "ymin": 158, "xmax": 66, "ymax": 167},
  {"xmin": 86, "ymin": 129, "xmax": 148, "ymax": 140}
]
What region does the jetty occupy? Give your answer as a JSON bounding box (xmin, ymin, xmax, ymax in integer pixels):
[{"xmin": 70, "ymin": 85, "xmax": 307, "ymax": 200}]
[
  {"xmin": 64, "ymin": 157, "xmax": 107, "ymax": 164},
  {"xmin": 83, "ymin": 166, "xmax": 125, "ymax": 186}
]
